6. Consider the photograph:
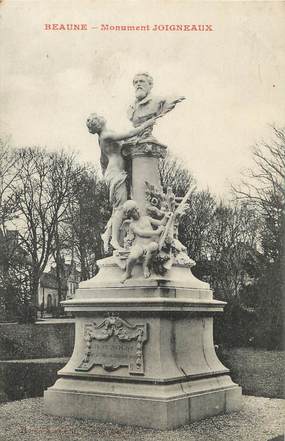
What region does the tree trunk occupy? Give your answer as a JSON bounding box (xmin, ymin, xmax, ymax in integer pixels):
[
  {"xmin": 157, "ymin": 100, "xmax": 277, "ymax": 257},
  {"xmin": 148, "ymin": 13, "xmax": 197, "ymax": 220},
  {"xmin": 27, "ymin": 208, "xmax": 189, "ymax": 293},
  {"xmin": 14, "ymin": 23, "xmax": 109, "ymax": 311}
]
[{"xmin": 28, "ymin": 267, "xmax": 41, "ymax": 322}]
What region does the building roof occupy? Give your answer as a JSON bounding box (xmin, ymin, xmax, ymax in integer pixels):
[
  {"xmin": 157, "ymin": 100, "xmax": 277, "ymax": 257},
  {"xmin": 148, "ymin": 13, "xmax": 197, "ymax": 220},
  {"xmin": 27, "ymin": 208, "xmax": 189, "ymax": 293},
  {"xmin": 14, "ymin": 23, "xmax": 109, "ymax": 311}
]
[{"xmin": 40, "ymin": 272, "xmax": 68, "ymax": 290}]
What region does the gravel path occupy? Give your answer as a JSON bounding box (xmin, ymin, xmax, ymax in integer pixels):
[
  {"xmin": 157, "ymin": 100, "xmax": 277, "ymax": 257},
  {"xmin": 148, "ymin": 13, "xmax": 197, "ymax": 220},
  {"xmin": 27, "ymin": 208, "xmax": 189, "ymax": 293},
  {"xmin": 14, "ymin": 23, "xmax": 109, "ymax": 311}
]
[{"xmin": 0, "ymin": 396, "xmax": 283, "ymax": 441}]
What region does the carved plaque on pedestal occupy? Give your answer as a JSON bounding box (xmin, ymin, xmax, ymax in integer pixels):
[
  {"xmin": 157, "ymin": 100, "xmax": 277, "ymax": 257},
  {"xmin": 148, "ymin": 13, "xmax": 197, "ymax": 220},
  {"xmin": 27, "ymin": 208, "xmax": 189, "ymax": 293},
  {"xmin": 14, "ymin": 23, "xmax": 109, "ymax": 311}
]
[{"xmin": 76, "ymin": 315, "xmax": 148, "ymax": 375}]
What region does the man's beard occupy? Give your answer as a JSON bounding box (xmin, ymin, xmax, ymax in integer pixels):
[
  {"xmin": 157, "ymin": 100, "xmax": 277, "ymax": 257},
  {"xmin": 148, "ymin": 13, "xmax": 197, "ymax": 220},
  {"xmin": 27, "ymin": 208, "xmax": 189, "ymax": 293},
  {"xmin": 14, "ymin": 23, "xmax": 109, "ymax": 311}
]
[{"xmin": 135, "ymin": 88, "xmax": 148, "ymax": 100}]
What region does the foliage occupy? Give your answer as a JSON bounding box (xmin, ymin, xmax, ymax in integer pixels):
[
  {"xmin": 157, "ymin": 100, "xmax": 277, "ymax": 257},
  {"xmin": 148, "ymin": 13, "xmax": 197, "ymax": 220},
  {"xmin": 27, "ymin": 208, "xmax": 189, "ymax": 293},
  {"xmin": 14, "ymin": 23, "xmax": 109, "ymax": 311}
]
[
  {"xmin": 0, "ymin": 140, "xmax": 111, "ymax": 317},
  {"xmin": 159, "ymin": 155, "xmax": 259, "ymax": 304},
  {"xmin": 0, "ymin": 360, "xmax": 66, "ymax": 402},
  {"xmin": 61, "ymin": 164, "xmax": 110, "ymax": 281},
  {"xmin": 159, "ymin": 154, "xmax": 195, "ymax": 196},
  {"xmin": 233, "ymin": 126, "xmax": 285, "ymax": 349},
  {"xmin": 204, "ymin": 202, "xmax": 259, "ymax": 301},
  {"xmin": 218, "ymin": 347, "xmax": 284, "ymax": 399},
  {"xmin": 0, "ymin": 141, "xmax": 33, "ymax": 320},
  {"xmin": 3, "ymin": 146, "xmax": 81, "ymax": 317},
  {"xmin": 0, "ymin": 137, "xmax": 19, "ymax": 227},
  {"xmin": 179, "ymin": 189, "xmax": 216, "ymax": 262}
]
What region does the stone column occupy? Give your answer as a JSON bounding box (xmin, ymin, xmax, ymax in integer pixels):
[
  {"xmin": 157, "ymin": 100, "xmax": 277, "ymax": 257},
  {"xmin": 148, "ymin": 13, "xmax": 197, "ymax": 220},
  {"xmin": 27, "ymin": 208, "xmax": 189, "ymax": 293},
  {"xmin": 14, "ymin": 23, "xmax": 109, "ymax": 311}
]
[{"xmin": 122, "ymin": 141, "xmax": 167, "ymax": 213}]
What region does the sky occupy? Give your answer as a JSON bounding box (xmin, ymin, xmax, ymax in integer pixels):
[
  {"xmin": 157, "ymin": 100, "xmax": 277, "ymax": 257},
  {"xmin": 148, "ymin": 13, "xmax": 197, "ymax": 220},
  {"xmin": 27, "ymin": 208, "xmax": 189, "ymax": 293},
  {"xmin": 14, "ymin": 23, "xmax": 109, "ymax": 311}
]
[{"xmin": 0, "ymin": 0, "xmax": 284, "ymax": 196}]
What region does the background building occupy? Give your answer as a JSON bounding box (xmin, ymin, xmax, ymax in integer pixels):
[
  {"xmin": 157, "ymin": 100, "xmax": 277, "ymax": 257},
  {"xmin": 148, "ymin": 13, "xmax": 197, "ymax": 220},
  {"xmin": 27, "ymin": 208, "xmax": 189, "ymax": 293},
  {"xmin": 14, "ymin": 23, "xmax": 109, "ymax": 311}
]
[{"xmin": 38, "ymin": 262, "xmax": 80, "ymax": 314}]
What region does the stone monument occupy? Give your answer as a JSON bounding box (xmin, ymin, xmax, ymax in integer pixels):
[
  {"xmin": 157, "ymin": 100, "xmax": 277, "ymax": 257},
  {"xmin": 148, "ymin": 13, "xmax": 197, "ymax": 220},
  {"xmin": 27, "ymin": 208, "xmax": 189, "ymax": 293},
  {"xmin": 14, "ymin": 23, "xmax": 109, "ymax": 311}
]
[{"xmin": 44, "ymin": 72, "xmax": 241, "ymax": 429}]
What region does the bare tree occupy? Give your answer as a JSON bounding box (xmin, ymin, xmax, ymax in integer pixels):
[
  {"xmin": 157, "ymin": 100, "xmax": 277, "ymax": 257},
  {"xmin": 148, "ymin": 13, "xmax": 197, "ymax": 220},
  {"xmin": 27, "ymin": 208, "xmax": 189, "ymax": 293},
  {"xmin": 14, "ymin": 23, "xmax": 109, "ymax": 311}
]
[
  {"xmin": 180, "ymin": 190, "xmax": 216, "ymax": 262},
  {"xmin": 10, "ymin": 146, "xmax": 79, "ymax": 309},
  {"xmin": 232, "ymin": 126, "xmax": 285, "ymax": 348},
  {"xmin": 0, "ymin": 229, "xmax": 32, "ymax": 320},
  {"xmin": 62, "ymin": 164, "xmax": 110, "ymax": 281},
  {"xmin": 0, "ymin": 139, "xmax": 31, "ymax": 320},
  {"xmin": 159, "ymin": 154, "xmax": 195, "ymax": 196},
  {"xmin": 233, "ymin": 126, "xmax": 285, "ymax": 258},
  {"xmin": 159, "ymin": 154, "xmax": 260, "ymax": 303},
  {"xmin": 0, "ymin": 138, "xmax": 19, "ymax": 230},
  {"xmin": 206, "ymin": 202, "xmax": 259, "ymax": 301},
  {"xmin": 232, "ymin": 127, "xmax": 284, "ymax": 281}
]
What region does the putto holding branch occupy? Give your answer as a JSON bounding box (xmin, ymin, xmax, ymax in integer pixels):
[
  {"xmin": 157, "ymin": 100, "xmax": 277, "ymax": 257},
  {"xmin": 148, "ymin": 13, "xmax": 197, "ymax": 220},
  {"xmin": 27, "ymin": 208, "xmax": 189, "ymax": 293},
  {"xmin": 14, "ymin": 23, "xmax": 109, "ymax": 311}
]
[{"xmin": 120, "ymin": 200, "xmax": 170, "ymax": 283}]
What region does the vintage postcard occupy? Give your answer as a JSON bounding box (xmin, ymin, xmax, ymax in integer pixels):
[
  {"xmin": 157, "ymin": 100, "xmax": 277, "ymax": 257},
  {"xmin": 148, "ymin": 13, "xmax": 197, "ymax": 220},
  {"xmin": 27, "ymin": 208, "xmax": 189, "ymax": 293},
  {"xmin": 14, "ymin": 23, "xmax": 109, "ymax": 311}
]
[{"xmin": 0, "ymin": 1, "xmax": 284, "ymax": 440}]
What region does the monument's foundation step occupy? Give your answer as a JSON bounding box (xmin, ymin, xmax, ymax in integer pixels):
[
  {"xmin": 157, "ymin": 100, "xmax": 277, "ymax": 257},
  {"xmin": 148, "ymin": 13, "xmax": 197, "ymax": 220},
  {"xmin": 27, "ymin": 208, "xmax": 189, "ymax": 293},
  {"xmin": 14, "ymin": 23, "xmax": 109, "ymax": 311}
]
[{"xmin": 44, "ymin": 376, "xmax": 241, "ymax": 429}]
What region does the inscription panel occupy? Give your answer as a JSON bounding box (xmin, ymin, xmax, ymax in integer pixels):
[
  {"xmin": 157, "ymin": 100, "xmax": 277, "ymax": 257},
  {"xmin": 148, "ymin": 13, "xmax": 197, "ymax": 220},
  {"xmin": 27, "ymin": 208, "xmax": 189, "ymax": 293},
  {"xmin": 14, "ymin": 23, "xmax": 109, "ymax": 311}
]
[{"xmin": 76, "ymin": 315, "xmax": 148, "ymax": 375}]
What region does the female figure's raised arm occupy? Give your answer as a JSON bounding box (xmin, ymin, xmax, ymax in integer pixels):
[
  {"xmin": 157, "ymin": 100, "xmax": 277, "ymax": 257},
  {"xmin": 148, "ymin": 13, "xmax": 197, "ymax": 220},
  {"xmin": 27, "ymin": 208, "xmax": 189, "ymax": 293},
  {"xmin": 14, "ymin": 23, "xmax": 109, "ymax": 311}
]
[{"xmin": 104, "ymin": 118, "xmax": 156, "ymax": 142}]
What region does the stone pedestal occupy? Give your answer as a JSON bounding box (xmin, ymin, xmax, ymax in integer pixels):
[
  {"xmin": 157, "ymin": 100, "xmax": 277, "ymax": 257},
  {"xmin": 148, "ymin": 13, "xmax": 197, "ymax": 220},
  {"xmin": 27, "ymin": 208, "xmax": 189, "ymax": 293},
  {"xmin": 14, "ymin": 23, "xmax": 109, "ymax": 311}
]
[
  {"xmin": 44, "ymin": 259, "xmax": 242, "ymax": 429},
  {"xmin": 122, "ymin": 140, "xmax": 167, "ymax": 212}
]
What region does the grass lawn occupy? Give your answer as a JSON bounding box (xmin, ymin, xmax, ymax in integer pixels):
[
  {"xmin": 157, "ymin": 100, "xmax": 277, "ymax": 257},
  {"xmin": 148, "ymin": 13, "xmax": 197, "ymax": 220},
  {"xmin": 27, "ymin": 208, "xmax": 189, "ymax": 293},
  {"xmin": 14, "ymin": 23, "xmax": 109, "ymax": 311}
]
[
  {"xmin": 219, "ymin": 347, "xmax": 284, "ymax": 398},
  {"xmin": 0, "ymin": 348, "xmax": 283, "ymax": 404}
]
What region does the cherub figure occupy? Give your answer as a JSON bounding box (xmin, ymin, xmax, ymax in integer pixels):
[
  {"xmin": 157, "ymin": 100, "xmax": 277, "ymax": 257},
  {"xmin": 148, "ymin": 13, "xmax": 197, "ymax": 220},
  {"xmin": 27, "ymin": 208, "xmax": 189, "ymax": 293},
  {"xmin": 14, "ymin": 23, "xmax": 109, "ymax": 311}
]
[
  {"xmin": 120, "ymin": 200, "xmax": 169, "ymax": 283},
  {"xmin": 86, "ymin": 113, "xmax": 155, "ymax": 251}
]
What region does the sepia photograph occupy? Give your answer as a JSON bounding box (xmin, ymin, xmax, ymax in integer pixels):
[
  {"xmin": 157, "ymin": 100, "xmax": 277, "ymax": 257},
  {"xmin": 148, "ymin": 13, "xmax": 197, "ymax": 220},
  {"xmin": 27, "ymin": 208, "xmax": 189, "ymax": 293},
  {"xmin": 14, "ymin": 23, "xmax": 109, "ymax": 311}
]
[{"xmin": 0, "ymin": 1, "xmax": 284, "ymax": 440}]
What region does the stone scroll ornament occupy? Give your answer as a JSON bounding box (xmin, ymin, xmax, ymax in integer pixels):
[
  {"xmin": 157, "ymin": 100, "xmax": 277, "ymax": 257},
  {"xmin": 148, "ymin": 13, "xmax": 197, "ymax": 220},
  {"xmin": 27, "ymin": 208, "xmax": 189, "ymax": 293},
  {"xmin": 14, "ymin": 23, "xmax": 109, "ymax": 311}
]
[{"xmin": 76, "ymin": 314, "xmax": 148, "ymax": 375}]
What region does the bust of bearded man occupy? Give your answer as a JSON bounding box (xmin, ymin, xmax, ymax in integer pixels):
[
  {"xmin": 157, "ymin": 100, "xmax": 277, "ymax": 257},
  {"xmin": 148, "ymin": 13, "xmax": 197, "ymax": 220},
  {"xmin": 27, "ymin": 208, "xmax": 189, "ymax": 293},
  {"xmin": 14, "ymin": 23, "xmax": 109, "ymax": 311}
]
[{"xmin": 127, "ymin": 72, "xmax": 185, "ymax": 143}]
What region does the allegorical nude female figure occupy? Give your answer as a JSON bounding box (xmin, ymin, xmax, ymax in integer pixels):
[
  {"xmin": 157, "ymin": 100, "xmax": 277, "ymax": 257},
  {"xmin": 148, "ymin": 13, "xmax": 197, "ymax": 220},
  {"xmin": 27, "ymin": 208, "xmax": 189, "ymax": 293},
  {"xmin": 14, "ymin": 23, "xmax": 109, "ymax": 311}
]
[{"xmin": 86, "ymin": 113, "xmax": 155, "ymax": 251}]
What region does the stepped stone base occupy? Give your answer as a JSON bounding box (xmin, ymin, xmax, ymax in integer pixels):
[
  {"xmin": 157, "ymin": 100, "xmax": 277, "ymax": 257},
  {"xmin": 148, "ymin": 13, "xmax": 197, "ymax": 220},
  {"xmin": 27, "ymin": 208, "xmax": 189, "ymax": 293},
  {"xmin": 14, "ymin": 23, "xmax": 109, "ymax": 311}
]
[
  {"xmin": 45, "ymin": 376, "xmax": 241, "ymax": 429},
  {"xmin": 44, "ymin": 259, "xmax": 242, "ymax": 429}
]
